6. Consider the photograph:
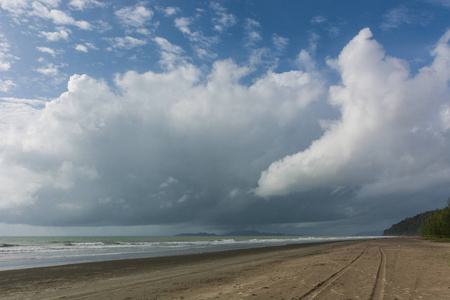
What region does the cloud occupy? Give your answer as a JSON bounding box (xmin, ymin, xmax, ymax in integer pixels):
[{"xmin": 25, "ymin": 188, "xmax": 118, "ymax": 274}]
[
  {"xmin": 75, "ymin": 20, "xmax": 92, "ymax": 30},
  {"xmin": 68, "ymin": 0, "xmax": 105, "ymax": 10},
  {"xmin": 308, "ymin": 31, "xmax": 320, "ymax": 52},
  {"xmin": 0, "ymin": 97, "xmax": 46, "ymax": 150},
  {"xmin": 174, "ymin": 17, "xmax": 218, "ymax": 59},
  {"xmin": 36, "ymin": 46, "xmax": 56, "ymax": 57},
  {"xmin": 297, "ymin": 50, "xmax": 316, "ymax": 72},
  {"xmin": 154, "ymin": 37, "xmax": 183, "ymax": 54},
  {"xmin": 210, "ymin": 2, "xmax": 237, "ymax": 32},
  {"xmin": 0, "ymin": 34, "xmax": 17, "ymax": 71},
  {"xmin": 106, "ymin": 36, "xmax": 147, "ymax": 50},
  {"xmin": 34, "ymin": 62, "xmax": 62, "ymax": 76},
  {"xmin": 0, "ymin": 96, "xmax": 47, "ymax": 106},
  {"xmin": 272, "ymin": 34, "xmax": 289, "ymax": 53},
  {"xmin": 74, "ymin": 43, "xmax": 97, "ymax": 53},
  {"xmin": 256, "ymin": 28, "xmax": 450, "ymax": 201},
  {"xmin": 74, "ymin": 44, "xmax": 88, "ymax": 53},
  {"xmin": 1, "ymin": 25, "xmax": 449, "ymax": 231},
  {"xmin": 30, "ymin": 1, "xmax": 92, "ymax": 29},
  {"xmin": 153, "ymin": 37, "xmax": 186, "ymax": 69},
  {"xmin": 115, "ymin": 4, "xmax": 153, "ymax": 28},
  {"xmin": 0, "ymin": 0, "xmax": 92, "ymax": 29},
  {"xmin": 162, "ymin": 6, "xmax": 180, "ymax": 17},
  {"xmin": 381, "ymin": 6, "xmax": 413, "ymax": 30},
  {"xmin": 39, "ymin": 28, "xmax": 70, "ymax": 41},
  {"xmin": 0, "ymin": 79, "xmax": 15, "ymax": 92},
  {"xmin": 39, "ymin": 0, "xmax": 60, "ymax": 8},
  {"xmin": 0, "ymin": 59, "xmax": 324, "ymax": 226},
  {"xmin": 380, "ymin": 5, "xmax": 431, "ymax": 31},
  {"xmin": 244, "ymin": 18, "xmax": 262, "ymax": 48},
  {"xmin": 311, "ymin": 15, "xmax": 326, "ymax": 24},
  {"xmin": 174, "ymin": 17, "xmax": 192, "ymax": 35},
  {"xmin": 0, "ymin": 0, "xmax": 29, "ymax": 15}
]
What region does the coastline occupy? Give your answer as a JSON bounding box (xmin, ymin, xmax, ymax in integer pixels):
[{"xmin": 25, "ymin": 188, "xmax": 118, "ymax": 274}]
[
  {"xmin": 0, "ymin": 235, "xmax": 378, "ymax": 271},
  {"xmin": 1, "ymin": 238, "xmax": 449, "ymax": 299}
]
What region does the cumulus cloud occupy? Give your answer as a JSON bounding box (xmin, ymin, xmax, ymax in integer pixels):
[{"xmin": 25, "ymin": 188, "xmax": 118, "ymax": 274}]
[
  {"xmin": 74, "ymin": 44, "xmax": 88, "ymax": 53},
  {"xmin": 36, "ymin": 46, "xmax": 56, "ymax": 57},
  {"xmin": 0, "ymin": 59, "xmax": 324, "ymax": 226},
  {"xmin": 115, "ymin": 4, "xmax": 153, "ymax": 28},
  {"xmin": 39, "ymin": 28, "xmax": 70, "ymax": 41},
  {"xmin": 256, "ymin": 28, "xmax": 450, "ymax": 201},
  {"xmin": 0, "ymin": 0, "xmax": 91, "ymax": 29},
  {"xmin": 1, "ymin": 27, "xmax": 449, "ymax": 230},
  {"xmin": 30, "ymin": 1, "xmax": 92, "ymax": 30},
  {"xmin": 0, "ymin": 0, "xmax": 29, "ymax": 15},
  {"xmin": 74, "ymin": 42, "xmax": 97, "ymax": 53}
]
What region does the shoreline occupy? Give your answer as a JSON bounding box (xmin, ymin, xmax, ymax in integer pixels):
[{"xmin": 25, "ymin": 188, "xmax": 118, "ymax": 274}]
[
  {"xmin": 1, "ymin": 238, "xmax": 449, "ymax": 299},
  {"xmin": 0, "ymin": 239, "xmax": 351, "ymax": 278},
  {"xmin": 0, "ymin": 236, "xmax": 380, "ymax": 272}
]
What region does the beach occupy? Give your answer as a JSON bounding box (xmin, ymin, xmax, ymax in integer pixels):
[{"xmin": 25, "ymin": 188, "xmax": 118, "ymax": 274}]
[{"xmin": 0, "ymin": 238, "xmax": 448, "ymax": 300}]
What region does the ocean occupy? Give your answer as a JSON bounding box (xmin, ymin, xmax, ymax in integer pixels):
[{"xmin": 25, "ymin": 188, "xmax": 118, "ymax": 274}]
[{"xmin": 0, "ymin": 236, "xmax": 379, "ymax": 271}]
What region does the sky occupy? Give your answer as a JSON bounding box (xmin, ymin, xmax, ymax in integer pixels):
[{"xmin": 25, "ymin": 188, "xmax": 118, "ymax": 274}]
[{"xmin": 0, "ymin": 0, "xmax": 449, "ymax": 236}]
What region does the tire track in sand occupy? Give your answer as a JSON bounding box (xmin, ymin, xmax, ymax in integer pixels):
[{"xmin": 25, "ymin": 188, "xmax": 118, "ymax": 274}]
[
  {"xmin": 370, "ymin": 247, "xmax": 386, "ymax": 300},
  {"xmin": 297, "ymin": 246, "xmax": 369, "ymax": 300}
]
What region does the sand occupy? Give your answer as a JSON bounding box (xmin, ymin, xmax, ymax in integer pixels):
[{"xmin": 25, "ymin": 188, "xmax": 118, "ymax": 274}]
[{"xmin": 0, "ymin": 238, "xmax": 449, "ymax": 299}]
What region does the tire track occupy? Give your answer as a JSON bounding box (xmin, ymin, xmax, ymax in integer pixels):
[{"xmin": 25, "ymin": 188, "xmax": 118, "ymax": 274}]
[
  {"xmin": 297, "ymin": 246, "xmax": 369, "ymax": 300},
  {"xmin": 370, "ymin": 247, "xmax": 386, "ymax": 300}
]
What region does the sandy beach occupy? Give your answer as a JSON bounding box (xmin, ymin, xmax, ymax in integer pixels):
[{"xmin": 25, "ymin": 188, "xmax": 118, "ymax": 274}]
[{"xmin": 0, "ymin": 238, "xmax": 448, "ymax": 300}]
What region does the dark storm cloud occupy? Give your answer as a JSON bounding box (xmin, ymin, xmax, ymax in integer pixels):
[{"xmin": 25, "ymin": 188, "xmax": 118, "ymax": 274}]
[{"xmin": 1, "ymin": 29, "xmax": 449, "ymax": 233}]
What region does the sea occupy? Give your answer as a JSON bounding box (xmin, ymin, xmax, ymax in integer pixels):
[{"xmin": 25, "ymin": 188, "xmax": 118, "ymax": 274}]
[{"xmin": 0, "ymin": 235, "xmax": 380, "ymax": 271}]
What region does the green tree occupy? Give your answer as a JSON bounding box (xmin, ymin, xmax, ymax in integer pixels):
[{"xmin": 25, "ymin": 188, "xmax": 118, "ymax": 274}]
[{"xmin": 419, "ymin": 199, "xmax": 450, "ymax": 238}]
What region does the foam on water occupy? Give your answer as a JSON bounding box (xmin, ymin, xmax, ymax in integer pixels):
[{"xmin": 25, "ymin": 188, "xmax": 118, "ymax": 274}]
[{"xmin": 0, "ymin": 236, "xmax": 381, "ymax": 271}]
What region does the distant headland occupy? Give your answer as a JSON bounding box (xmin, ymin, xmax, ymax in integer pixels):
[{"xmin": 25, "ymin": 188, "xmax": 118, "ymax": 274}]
[{"xmin": 175, "ymin": 230, "xmax": 297, "ymax": 237}]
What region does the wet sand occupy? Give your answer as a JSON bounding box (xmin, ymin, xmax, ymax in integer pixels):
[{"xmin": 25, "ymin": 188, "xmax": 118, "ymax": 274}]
[{"xmin": 0, "ymin": 238, "xmax": 449, "ymax": 299}]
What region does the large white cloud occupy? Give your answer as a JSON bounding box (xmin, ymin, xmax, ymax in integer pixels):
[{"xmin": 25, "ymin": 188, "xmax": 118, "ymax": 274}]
[
  {"xmin": 256, "ymin": 28, "xmax": 450, "ymax": 199},
  {"xmin": 0, "ymin": 58, "xmax": 324, "ymax": 225},
  {"xmin": 2, "ymin": 27, "xmax": 449, "ymax": 229}
]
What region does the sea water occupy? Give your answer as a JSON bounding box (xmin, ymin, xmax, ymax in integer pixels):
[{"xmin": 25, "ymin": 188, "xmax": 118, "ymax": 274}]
[{"xmin": 0, "ymin": 236, "xmax": 379, "ymax": 271}]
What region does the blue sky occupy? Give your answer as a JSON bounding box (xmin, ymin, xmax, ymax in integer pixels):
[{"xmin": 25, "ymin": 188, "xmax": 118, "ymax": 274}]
[
  {"xmin": 1, "ymin": 0, "xmax": 447, "ymax": 98},
  {"xmin": 0, "ymin": 0, "xmax": 449, "ymax": 236}
]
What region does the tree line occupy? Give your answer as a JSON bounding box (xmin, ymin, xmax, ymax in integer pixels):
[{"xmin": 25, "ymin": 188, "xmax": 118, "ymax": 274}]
[
  {"xmin": 419, "ymin": 199, "xmax": 450, "ymax": 238},
  {"xmin": 383, "ymin": 210, "xmax": 436, "ymax": 236}
]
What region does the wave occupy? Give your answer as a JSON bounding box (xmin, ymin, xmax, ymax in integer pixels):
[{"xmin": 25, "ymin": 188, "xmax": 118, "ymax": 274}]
[
  {"xmin": 64, "ymin": 242, "xmax": 106, "ymax": 247},
  {"xmin": 0, "ymin": 243, "xmax": 17, "ymax": 247},
  {"xmin": 0, "ymin": 236, "xmax": 383, "ymax": 271}
]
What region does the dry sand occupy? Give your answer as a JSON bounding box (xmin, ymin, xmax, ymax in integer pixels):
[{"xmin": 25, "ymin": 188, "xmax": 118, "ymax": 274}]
[{"xmin": 0, "ymin": 238, "xmax": 449, "ymax": 299}]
